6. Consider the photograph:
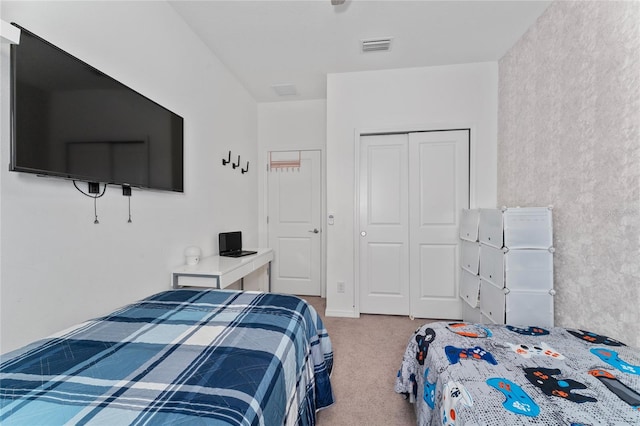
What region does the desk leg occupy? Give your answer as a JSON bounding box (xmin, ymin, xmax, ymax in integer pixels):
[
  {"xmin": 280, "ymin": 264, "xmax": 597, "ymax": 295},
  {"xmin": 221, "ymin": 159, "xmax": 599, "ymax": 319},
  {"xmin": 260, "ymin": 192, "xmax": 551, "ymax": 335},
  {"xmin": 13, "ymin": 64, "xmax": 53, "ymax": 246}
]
[{"xmin": 172, "ymin": 274, "xmax": 179, "ymax": 289}]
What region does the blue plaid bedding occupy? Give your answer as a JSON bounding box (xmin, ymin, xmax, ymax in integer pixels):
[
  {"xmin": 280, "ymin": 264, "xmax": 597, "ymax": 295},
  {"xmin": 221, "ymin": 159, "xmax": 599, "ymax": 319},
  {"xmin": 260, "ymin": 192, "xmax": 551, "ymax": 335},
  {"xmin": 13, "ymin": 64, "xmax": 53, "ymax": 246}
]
[{"xmin": 0, "ymin": 289, "xmax": 334, "ymax": 425}]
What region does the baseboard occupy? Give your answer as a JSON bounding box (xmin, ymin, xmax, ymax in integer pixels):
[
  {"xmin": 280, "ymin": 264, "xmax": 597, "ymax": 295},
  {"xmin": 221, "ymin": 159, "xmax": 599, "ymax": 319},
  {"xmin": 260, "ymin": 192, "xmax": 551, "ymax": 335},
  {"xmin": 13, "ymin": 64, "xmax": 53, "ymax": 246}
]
[{"xmin": 324, "ymin": 309, "xmax": 359, "ymax": 318}]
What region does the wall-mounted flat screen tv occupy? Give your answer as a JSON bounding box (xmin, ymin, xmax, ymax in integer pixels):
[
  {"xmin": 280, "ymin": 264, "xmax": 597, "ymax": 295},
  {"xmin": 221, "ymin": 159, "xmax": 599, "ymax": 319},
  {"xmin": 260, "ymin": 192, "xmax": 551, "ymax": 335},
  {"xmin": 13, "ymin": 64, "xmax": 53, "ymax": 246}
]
[{"xmin": 10, "ymin": 24, "xmax": 184, "ymax": 192}]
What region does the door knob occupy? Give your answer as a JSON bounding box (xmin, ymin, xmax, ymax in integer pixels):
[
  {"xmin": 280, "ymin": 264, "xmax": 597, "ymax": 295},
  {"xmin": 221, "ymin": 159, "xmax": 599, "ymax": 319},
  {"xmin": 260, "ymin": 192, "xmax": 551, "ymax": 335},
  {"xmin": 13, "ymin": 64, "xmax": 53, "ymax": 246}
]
[
  {"xmin": 309, "ymin": 228, "xmax": 320, "ymax": 234},
  {"xmin": 361, "ymin": 231, "xmax": 367, "ymax": 236}
]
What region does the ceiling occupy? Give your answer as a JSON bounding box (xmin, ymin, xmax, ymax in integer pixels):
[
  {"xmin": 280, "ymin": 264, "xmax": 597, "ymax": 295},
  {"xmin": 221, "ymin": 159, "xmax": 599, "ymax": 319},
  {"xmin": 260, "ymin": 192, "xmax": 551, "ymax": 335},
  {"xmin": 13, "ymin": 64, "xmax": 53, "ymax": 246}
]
[{"xmin": 169, "ymin": 0, "xmax": 551, "ymax": 102}]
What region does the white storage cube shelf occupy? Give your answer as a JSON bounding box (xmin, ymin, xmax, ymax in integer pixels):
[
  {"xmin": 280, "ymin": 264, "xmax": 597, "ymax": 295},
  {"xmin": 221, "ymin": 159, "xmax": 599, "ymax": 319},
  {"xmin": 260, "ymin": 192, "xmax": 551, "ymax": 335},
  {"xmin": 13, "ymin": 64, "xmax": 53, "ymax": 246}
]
[
  {"xmin": 479, "ymin": 278, "xmax": 505, "ymax": 324},
  {"xmin": 479, "ymin": 245, "xmax": 553, "ymax": 291},
  {"xmin": 460, "ymin": 270, "xmax": 480, "ymax": 308},
  {"xmin": 479, "ymin": 279, "xmax": 554, "ymax": 327},
  {"xmin": 461, "ymin": 241, "xmax": 480, "ymax": 274},
  {"xmin": 459, "ymin": 209, "xmax": 480, "ymax": 242},
  {"xmin": 459, "ymin": 207, "xmax": 555, "ymax": 327},
  {"xmin": 479, "ymin": 207, "xmax": 553, "ymax": 249},
  {"xmin": 462, "ymin": 302, "xmax": 482, "ymax": 323},
  {"xmin": 506, "ymin": 290, "xmax": 554, "ymax": 328}
]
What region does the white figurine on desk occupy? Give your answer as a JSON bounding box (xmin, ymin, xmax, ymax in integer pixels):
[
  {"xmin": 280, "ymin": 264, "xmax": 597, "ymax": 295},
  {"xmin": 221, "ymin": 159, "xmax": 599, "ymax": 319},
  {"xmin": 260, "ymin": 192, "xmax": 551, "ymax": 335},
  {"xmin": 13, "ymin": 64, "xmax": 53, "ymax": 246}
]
[{"xmin": 184, "ymin": 246, "xmax": 202, "ymax": 265}]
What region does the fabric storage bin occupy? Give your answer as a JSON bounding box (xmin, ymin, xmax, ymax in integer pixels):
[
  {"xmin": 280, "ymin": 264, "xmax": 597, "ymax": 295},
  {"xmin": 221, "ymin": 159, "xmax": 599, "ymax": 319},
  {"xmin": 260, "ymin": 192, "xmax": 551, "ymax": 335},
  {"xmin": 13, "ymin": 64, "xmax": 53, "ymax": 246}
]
[
  {"xmin": 459, "ymin": 269, "xmax": 480, "ymax": 308},
  {"xmin": 459, "ymin": 209, "xmax": 480, "ymax": 242},
  {"xmin": 461, "ymin": 241, "xmax": 480, "ymax": 274}
]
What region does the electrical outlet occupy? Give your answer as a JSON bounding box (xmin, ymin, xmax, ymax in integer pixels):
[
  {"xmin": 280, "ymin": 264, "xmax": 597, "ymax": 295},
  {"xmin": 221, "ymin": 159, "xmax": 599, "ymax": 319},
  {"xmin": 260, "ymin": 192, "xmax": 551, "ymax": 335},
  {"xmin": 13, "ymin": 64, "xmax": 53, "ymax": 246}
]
[{"xmin": 337, "ymin": 281, "xmax": 345, "ymax": 293}]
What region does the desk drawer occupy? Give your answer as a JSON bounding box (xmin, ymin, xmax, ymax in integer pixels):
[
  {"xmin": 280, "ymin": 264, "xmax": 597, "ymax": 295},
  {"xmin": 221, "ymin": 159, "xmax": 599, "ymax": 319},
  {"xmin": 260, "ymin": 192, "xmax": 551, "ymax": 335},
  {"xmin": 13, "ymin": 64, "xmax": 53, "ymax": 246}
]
[
  {"xmin": 219, "ymin": 262, "xmax": 258, "ymax": 288},
  {"xmin": 176, "ymin": 274, "xmax": 219, "ymax": 288}
]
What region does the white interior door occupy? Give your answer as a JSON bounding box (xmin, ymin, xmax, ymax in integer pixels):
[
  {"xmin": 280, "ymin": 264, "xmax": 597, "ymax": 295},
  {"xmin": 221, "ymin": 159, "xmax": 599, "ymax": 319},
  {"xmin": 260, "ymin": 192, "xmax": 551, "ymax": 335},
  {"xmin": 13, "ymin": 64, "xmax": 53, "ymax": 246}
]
[
  {"xmin": 358, "ymin": 130, "xmax": 469, "ymax": 318},
  {"xmin": 268, "ymin": 150, "xmax": 322, "ymax": 296},
  {"xmin": 359, "ymin": 134, "xmax": 410, "ymax": 315},
  {"xmin": 409, "ymin": 130, "xmax": 469, "ymax": 318}
]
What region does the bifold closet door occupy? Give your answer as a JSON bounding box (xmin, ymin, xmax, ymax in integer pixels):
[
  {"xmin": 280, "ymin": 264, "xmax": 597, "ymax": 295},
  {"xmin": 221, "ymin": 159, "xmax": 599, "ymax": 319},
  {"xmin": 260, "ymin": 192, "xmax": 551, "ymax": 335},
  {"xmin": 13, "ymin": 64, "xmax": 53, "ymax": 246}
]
[{"xmin": 358, "ymin": 130, "xmax": 468, "ymax": 318}]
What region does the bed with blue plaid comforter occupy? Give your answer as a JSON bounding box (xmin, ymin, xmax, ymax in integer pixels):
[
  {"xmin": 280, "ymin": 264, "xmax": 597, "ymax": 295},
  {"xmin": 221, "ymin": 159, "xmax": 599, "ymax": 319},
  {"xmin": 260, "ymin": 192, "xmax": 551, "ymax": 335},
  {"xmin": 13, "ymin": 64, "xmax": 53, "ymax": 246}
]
[{"xmin": 0, "ymin": 289, "xmax": 334, "ymax": 425}]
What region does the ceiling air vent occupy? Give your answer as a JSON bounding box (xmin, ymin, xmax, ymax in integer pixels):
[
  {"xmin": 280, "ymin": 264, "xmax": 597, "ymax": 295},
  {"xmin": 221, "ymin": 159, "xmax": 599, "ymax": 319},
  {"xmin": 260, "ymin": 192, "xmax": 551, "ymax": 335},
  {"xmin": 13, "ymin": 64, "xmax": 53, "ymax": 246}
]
[
  {"xmin": 271, "ymin": 83, "xmax": 298, "ymax": 96},
  {"xmin": 361, "ymin": 38, "xmax": 392, "ymax": 53}
]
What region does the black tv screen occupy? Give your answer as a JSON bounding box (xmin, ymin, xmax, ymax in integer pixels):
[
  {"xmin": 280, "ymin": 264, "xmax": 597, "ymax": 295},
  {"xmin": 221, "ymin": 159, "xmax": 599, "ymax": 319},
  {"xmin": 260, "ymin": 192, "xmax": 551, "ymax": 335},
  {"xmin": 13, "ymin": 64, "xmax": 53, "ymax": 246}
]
[{"xmin": 10, "ymin": 24, "xmax": 184, "ymax": 192}]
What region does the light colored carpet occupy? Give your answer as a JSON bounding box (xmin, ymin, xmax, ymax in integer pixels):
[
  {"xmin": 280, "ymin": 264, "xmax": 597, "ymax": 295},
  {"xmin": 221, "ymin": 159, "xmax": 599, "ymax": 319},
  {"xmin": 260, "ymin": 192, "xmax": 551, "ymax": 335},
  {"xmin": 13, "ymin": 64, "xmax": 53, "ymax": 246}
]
[{"xmin": 301, "ymin": 296, "xmax": 435, "ymax": 426}]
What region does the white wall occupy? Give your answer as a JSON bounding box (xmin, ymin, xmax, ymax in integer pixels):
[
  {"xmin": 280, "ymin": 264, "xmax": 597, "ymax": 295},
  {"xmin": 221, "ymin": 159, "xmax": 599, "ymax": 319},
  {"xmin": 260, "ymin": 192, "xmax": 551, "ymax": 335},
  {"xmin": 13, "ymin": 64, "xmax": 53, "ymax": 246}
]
[
  {"xmin": 0, "ymin": 1, "xmax": 258, "ymax": 353},
  {"xmin": 325, "ymin": 63, "xmax": 498, "ymax": 317},
  {"xmin": 258, "ymin": 100, "xmax": 327, "ymax": 153},
  {"xmin": 257, "ymin": 100, "xmax": 327, "ymax": 293},
  {"xmin": 498, "ymin": 1, "xmax": 640, "ymax": 347}
]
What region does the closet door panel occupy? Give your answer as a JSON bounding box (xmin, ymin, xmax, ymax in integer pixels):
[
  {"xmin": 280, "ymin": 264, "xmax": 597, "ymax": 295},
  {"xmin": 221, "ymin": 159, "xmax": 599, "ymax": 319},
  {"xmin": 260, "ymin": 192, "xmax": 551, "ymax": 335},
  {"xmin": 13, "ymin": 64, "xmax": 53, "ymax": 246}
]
[
  {"xmin": 409, "ymin": 130, "xmax": 469, "ymax": 319},
  {"xmin": 358, "ymin": 134, "xmax": 410, "ymax": 315},
  {"xmin": 418, "ymin": 244, "xmax": 457, "ymax": 299}
]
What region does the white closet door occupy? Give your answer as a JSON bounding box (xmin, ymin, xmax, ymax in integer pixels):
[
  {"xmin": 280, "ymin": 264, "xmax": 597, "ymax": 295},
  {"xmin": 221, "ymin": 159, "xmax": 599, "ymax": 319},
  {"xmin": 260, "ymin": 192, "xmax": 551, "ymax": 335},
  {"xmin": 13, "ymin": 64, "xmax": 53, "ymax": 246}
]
[
  {"xmin": 358, "ymin": 130, "xmax": 469, "ymax": 318},
  {"xmin": 358, "ymin": 134, "xmax": 410, "ymax": 315},
  {"xmin": 408, "ymin": 130, "xmax": 468, "ymax": 319}
]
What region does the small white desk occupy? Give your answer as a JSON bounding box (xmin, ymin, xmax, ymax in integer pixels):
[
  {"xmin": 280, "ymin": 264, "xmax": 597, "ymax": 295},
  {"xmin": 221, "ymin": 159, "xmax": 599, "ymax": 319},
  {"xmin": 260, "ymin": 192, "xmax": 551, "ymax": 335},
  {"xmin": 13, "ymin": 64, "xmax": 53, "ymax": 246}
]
[{"xmin": 171, "ymin": 248, "xmax": 274, "ymax": 290}]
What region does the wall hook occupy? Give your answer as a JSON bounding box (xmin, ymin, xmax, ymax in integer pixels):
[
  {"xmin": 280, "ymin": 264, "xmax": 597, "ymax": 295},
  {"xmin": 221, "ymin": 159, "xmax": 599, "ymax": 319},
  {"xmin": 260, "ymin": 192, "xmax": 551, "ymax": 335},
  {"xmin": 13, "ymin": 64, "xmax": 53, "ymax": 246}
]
[
  {"xmin": 232, "ymin": 155, "xmax": 241, "ymax": 169},
  {"xmin": 242, "ymin": 161, "xmax": 249, "ymax": 174},
  {"xmin": 222, "ymin": 150, "xmax": 231, "ymax": 166}
]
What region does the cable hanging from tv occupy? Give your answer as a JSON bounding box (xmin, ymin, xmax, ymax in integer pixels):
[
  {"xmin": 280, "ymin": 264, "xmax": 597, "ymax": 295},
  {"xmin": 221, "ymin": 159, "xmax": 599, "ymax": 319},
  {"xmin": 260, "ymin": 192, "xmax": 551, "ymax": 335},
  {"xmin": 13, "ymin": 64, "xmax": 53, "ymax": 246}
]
[
  {"xmin": 123, "ymin": 185, "xmax": 132, "ymax": 223},
  {"xmin": 73, "ymin": 181, "xmax": 106, "ymax": 224},
  {"xmin": 73, "ymin": 182, "xmax": 134, "ymax": 224}
]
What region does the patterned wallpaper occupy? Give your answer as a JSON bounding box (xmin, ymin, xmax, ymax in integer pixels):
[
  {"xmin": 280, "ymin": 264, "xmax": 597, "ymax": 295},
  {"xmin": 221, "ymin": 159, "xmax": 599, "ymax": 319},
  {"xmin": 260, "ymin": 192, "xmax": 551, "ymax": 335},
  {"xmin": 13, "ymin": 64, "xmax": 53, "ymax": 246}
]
[{"xmin": 498, "ymin": 1, "xmax": 640, "ymax": 347}]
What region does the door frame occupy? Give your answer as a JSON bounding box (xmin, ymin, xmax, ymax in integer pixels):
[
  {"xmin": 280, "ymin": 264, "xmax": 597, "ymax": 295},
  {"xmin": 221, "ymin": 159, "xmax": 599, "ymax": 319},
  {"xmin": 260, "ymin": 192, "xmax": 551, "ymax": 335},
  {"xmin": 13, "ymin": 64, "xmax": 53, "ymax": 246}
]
[
  {"xmin": 353, "ymin": 124, "xmax": 476, "ymax": 316},
  {"xmin": 262, "ymin": 148, "xmax": 326, "ymax": 297}
]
